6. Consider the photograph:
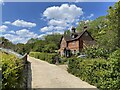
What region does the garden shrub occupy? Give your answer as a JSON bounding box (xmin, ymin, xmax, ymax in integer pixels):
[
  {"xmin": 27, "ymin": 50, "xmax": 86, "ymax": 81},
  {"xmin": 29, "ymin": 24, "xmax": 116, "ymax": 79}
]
[
  {"xmin": 107, "ymin": 48, "xmax": 120, "ymax": 89},
  {"xmin": 1, "ymin": 51, "xmax": 24, "ymax": 89},
  {"xmin": 29, "ymin": 52, "xmax": 57, "ymax": 64},
  {"xmin": 84, "ymin": 47, "xmax": 110, "ymax": 59},
  {"xmin": 59, "ymin": 57, "xmax": 69, "ymax": 64},
  {"xmin": 68, "ymin": 48, "xmax": 120, "ymax": 90}
]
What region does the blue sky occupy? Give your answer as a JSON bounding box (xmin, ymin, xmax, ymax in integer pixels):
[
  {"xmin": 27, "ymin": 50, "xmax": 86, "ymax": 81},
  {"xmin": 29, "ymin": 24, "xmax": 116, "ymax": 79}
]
[{"xmin": 0, "ymin": 2, "xmax": 116, "ymax": 44}]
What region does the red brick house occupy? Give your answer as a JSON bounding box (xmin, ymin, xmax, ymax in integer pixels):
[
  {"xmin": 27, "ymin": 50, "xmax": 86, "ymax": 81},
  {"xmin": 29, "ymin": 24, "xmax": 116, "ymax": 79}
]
[{"xmin": 58, "ymin": 26, "xmax": 95, "ymax": 57}]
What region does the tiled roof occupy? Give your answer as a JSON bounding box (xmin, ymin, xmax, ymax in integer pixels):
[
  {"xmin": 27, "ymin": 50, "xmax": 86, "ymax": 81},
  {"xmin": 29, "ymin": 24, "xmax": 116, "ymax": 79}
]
[{"xmin": 64, "ymin": 30, "xmax": 86, "ymax": 41}]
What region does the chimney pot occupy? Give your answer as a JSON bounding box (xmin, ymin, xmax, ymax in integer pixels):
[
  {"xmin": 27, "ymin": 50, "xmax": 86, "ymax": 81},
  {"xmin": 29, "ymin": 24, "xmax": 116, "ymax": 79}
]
[{"xmin": 71, "ymin": 26, "xmax": 76, "ymax": 33}]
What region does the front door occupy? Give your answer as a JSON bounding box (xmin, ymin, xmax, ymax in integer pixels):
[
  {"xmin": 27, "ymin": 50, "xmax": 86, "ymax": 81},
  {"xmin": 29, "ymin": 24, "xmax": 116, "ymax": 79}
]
[{"xmin": 64, "ymin": 48, "xmax": 70, "ymax": 57}]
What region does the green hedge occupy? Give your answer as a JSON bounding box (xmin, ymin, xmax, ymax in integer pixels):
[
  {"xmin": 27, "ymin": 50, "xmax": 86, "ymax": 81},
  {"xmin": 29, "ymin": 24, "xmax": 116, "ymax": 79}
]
[
  {"xmin": 1, "ymin": 51, "xmax": 24, "ymax": 89},
  {"xmin": 68, "ymin": 49, "xmax": 120, "ymax": 89},
  {"xmin": 29, "ymin": 52, "xmax": 57, "ymax": 64}
]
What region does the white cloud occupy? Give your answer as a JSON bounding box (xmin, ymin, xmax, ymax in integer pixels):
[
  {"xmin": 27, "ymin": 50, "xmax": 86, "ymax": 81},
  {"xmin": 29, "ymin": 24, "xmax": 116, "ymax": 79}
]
[
  {"xmin": 16, "ymin": 29, "xmax": 38, "ymax": 38},
  {"xmin": 4, "ymin": 21, "xmax": 11, "ymax": 24},
  {"xmin": 87, "ymin": 14, "xmax": 94, "ymax": 19},
  {"xmin": 45, "ymin": 30, "xmax": 64, "ymax": 35},
  {"xmin": 40, "ymin": 25, "xmax": 65, "ymax": 33},
  {"xmin": 45, "ymin": 32, "xmax": 53, "ymax": 35},
  {"xmin": 9, "ymin": 30, "xmax": 15, "ymax": 34},
  {"xmin": 54, "ymin": 30, "xmax": 64, "ymax": 34},
  {"xmin": 54, "ymin": 26, "xmax": 65, "ymax": 31},
  {"xmin": 76, "ymin": 22, "xmax": 79, "ymax": 25},
  {"xmin": 43, "ymin": 4, "xmax": 83, "ymax": 21},
  {"xmin": 4, "ymin": 20, "xmax": 36, "ymax": 28},
  {"xmin": 3, "ymin": 34, "xmax": 16, "ymax": 39},
  {"xmin": 48, "ymin": 20, "xmax": 67, "ymax": 27},
  {"xmin": 2, "ymin": 29, "xmax": 41, "ymax": 44},
  {"xmin": 12, "ymin": 20, "xmax": 36, "ymax": 28},
  {"xmin": 13, "ymin": 37, "xmax": 28, "ymax": 44},
  {"xmin": 0, "ymin": 25, "xmax": 8, "ymax": 33},
  {"xmin": 37, "ymin": 34, "xmax": 46, "ymax": 38},
  {"xmin": 40, "ymin": 26, "xmax": 54, "ymax": 32},
  {"xmin": 41, "ymin": 4, "xmax": 83, "ymax": 34},
  {"xmin": 3, "ymin": 34, "xmax": 30, "ymax": 44}
]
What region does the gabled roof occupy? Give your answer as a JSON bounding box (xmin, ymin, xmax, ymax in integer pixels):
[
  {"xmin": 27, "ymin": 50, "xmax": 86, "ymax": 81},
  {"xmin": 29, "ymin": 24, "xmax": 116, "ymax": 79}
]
[{"xmin": 63, "ymin": 30, "xmax": 94, "ymax": 42}]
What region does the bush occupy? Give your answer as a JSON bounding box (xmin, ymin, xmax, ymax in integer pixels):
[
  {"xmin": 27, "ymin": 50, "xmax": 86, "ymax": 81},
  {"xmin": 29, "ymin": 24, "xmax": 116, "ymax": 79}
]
[
  {"xmin": 59, "ymin": 57, "xmax": 69, "ymax": 64},
  {"xmin": 107, "ymin": 48, "xmax": 120, "ymax": 89},
  {"xmin": 29, "ymin": 52, "xmax": 57, "ymax": 64},
  {"xmin": 1, "ymin": 51, "xmax": 24, "ymax": 89},
  {"xmin": 84, "ymin": 47, "xmax": 110, "ymax": 59},
  {"xmin": 68, "ymin": 49, "xmax": 120, "ymax": 89}
]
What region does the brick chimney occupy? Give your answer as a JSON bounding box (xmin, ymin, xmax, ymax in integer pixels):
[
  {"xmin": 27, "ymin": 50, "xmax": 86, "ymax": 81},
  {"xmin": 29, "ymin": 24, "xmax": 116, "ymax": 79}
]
[
  {"xmin": 83, "ymin": 26, "xmax": 87, "ymax": 31},
  {"xmin": 71, "ymin": 26, "xmax": 76, "ymax": 33},
  {"xmin": 71, "ymin": 26, "xmax": 76, "ymax": 38}
]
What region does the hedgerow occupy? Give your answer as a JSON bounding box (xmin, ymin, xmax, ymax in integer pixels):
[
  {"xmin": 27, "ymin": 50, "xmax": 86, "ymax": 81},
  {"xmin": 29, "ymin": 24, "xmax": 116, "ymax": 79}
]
[
  {"xmin": 68, "ymin": 49, "xmax": 120, "ymax": 89},
  {"xmin": 29, "ymin": 52, "xmax": 57, "ymax": 64},
  {"xmin": 1, "ymin": 51, "xmax": 24, "ymax": 89}
]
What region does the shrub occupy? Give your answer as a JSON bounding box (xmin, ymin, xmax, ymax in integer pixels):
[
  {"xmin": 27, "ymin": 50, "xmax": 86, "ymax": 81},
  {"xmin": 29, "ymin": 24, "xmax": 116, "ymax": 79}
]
[
  {"xmin": 1, "ymin": 51, "xmax": 24, "ymax": 89},
  {"xmin": 29, "ymin": 52, "xmax": 57, "ymax": 64},
  {"xmin": 107, "ymin": 48, "xmax": 120, "ymax": 89},
  {"xmin": 68, "ymin": 48, "xmax": 120, "ymax": 90},
  {"xmin": 59, "ymin": 57, "xmax": 69, "ymax": 64},
  {"xmin": 84, "ymin": 47, "xmax": 110, "ymax": 59}
]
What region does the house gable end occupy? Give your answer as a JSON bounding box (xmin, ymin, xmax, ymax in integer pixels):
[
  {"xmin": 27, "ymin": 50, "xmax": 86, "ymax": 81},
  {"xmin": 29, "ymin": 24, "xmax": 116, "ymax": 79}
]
[
  {"xmin": 79, "ymin": 30, "xmax": 94, "ymax": 41},
  {"xmin": 60, "ymin": 37, "xmax": 67, "ymax": 49}
]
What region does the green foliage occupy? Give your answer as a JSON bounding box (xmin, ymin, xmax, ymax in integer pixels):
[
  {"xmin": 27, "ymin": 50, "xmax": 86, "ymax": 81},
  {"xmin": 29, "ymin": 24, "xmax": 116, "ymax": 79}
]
[
  {"xmin": 1, "ymin": 51, "xmax": 24, "ymax": 89},
  {"xmin": 44, "ymin": 34, "xmax": 62, "ymax": 49},
  {"xmin": 84, "ymin": 47, "xmax": 110, "ymax": 59},
  {"xmin": 29, "ymin": 52, "xmax": 57, "ymax": 64},
  {"xmin": 1, "ymin": 33, "xmax": 62, "ymax": 55},
  {"xmin": 108, "ymin": 49, "xmax": 120, "ymax": 89},
  {"xmin": 0, "ymin": 37, "xmax": 15, "ymax": 50},
  {"xmin": 31, "ymin": 40, "xmax": 45, "ymax": 52},
  {"xmin": 42, "ymin": 43, "xmax": 58, "ymax": 53},
  {"xmin": 64, "ymin": 30, "xmax": 70, "ymax": 36},
  {"xmin": 68, "ymin": 49, "xmax": 120, "ymax": 89},
  {"xmin": 76, "ymin": 16, "xmax": 107, "ymax": 37},
  {"xmin": 76, "ymin": 2, "xmax": 120, "ymax": 51},
  {"xmin": 59, "ymin": 57, "xmax": 69, "ymax": 64},
  {"xmin": 76, "ymin": 21, "xmax": 86, "ymax": 31},
  {"xmin": 107, "ymin": 1, "xmax": 120, "ymax": 48},
  {"xmin": 25, "ymin": 34, "xmax": 62, "ymax": 54},
  {"xmin": 14, "ymin": 43, "xmax": 26, "ymax": 55}
]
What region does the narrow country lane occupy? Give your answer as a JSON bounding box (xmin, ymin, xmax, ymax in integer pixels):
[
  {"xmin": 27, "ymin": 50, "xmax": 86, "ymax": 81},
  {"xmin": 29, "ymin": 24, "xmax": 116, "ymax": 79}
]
[{"xmin": 27, "ymin": 56, "xmax": 97, "ymax": 88}]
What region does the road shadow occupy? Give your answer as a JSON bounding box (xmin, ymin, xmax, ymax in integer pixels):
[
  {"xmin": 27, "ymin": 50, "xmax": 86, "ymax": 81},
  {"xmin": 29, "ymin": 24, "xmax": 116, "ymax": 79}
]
[{"xmin": 27, "ymin": 61, "xmax": 32, "ymax": 89}]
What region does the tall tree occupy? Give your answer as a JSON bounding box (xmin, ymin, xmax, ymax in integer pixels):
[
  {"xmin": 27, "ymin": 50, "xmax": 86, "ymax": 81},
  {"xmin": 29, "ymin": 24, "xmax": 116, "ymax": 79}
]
[
  {"xmin": 0, "ymin": 37, "xmax": 15, "ymax": 50},
  {"xmin": 107, "ymin": 1, "xmax": 120, "ymax": 48}
]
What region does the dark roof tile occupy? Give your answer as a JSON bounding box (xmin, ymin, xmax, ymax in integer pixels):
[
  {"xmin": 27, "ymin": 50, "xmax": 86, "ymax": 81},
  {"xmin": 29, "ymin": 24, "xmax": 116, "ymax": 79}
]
[{"xmin": 64, "ymin": 30, "xmax": 85, "ymax": 41}]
